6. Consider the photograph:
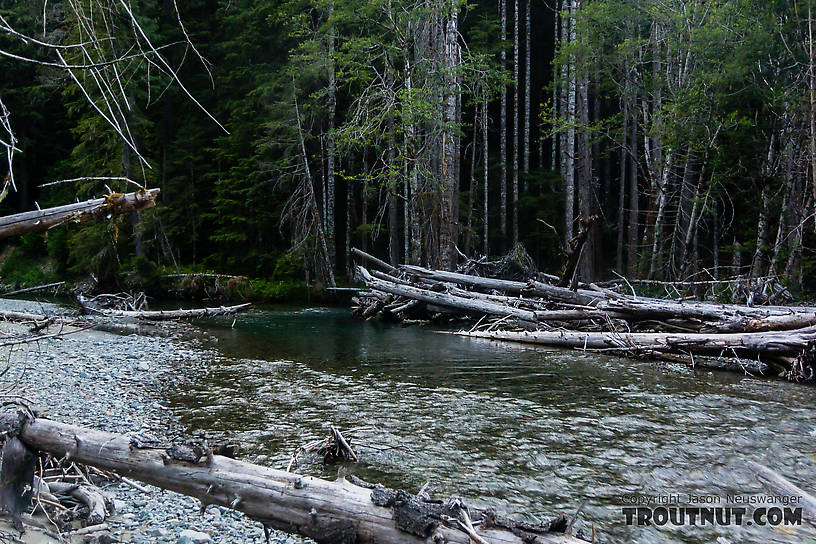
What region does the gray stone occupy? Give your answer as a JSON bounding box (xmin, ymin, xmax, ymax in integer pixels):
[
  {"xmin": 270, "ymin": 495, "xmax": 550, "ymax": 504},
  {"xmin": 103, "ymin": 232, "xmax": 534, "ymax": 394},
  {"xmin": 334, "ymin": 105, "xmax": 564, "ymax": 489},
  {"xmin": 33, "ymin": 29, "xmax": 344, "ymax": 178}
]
[{"xmin": 178, "ymin": 530, "xmax": 211, "ymax": 544}]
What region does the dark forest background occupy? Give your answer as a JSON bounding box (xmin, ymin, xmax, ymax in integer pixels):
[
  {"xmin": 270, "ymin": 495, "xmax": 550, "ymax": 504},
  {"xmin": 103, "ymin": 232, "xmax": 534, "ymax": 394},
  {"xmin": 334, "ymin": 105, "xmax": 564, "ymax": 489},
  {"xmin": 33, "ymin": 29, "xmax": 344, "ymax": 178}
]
[{"xmin": 1, "ymin": 0, "xmax": 815, "ymax": 297}]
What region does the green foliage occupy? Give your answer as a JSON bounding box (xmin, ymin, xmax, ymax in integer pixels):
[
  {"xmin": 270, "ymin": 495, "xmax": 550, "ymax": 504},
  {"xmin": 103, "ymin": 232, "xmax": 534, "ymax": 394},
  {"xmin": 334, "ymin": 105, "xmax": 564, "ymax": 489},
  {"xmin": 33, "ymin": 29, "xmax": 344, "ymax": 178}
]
[
  {"xmin": 2, "ymin": 0, "xmax": 814, "ymax": 293},
  {"xmin": 246, "ymin": 279, "xmax": 304, "ymax": 302}
]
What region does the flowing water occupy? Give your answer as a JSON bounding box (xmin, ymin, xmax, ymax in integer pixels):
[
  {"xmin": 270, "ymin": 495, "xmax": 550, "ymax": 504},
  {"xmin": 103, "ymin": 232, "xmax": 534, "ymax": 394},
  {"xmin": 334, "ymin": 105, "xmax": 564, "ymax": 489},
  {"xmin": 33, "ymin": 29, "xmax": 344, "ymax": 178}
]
[{"xmin": 165, "ymin": 306, "xmax": 816, "ymax": 543}]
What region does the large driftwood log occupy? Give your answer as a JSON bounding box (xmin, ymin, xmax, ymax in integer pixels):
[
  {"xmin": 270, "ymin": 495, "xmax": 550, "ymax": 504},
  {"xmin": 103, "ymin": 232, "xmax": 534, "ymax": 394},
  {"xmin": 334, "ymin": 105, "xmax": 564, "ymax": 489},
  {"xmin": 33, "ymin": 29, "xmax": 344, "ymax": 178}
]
[
  {"xmin": 358, "ymin": 268, "xmax": 540, "ymax": 323},
  {"xmin": 0, "ymin": 309, "xmax": 50, "ymax": 323},
  {"xmin": 748, "ymin": 461, "xmax": 816, "ymax": 526},
  {"xmin": 97, "ymin": 303, "xmax": 252, "ymax": 321},
  {"xmin": 396, "ymin": 265, "xmax": 816, "ymax": 333},
  {"xmin": 352, "ymin": 247, "xmax": 398, "ymax": 273},
  {"xmin": 1, "ymin": 282, "xmax": 66, "ymax": 297},
  {"xmin": 452, "ymin": 327, "xmax": 816, "ymax": 358},
  {"xmin": 0, "ymin": 189, "xmax": 160, "ymax": 240},
  {"xmin": 4, "ymin": 412, "xmax": 584, "ymax": 544}
]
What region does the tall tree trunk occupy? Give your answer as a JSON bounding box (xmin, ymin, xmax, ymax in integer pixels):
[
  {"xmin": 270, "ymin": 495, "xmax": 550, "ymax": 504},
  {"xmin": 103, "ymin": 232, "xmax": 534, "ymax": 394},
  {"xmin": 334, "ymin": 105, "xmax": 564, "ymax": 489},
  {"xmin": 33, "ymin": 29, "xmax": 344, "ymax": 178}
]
[
  {"xmin": 465, "ymin": 104, "xmax": 478, "ymax": 254},
  {"xmin": 647, "ymin": 150, "xmax": 672, "ymax": 280},
  {"xmin": 387, "ymin": 91, "xmax": 398, "ymax": 266},
  {"xmin": 327, "ymin": 3, "xmax": 336, "ymax": 267},
  {"xmin": 346, "ymin": 153, "xmax": 353, "ymax": 275},
  {"xmin": 616, "ymin": 87, "xmax": 629, "ymax": 273},
  {"xmin": 362, "ymin": 153, "xmax": 369, "ymax": 252},
  {"xmin": 769, "ymin": 146, "xmax": 794, "ymax": 276},
  {"xmin": 565, "ymin": 0, "xmax": 576, "ymax": 241},
  {"xmin": 404, "ymin": 44, "xmax": 422, "ymax": 265},
  {"xmin": 439, "ymin": 0, "xmax": 460, "ymax": 270},
  {"xmin": 500, "ymin": 0, "xmax": 508, "ymax": 251},
  {"xmin": 810, "ymin": 3, "xmax": 816, "ymax": 216},
  {"xmin": 626, "ymin": 92, "xmax": 639, "ymax": 276},
  {"xmin": 551, "ymin": 1, "xmax": 559, "ymax": 173},
  {"xmin": 559, "ymin": 0, "xmax": 568, "ymax": 183},
  {"xmin": 294, "ymin": 91, "xmax": 335, "ymax": 287},
  {"xmin": 678, "ymin": 175, "xmax": 703, "ymax": 279},
  {"xmin": 671, "ymin": 153, "xmax": 697, "ymax": 277},
  {"xmin": 482, "ymin": 89, "xmax": 489, "ymax": 257},
  {"xmin": 577, "ymin": 72, "xmax": 593, "ymax": 281},
  {"xmin": 512, "ymin": 0, "xmax": 520, "ymax": 246},
  {"xmin": 713, "ymin": 202, "xmax": 719, "ymax": 279},
  {"xmin": 751, "ymin": 182, "xmax": 771, "ymax": 280},
  {"xmin": 751, "ymin": 135, "xmax": 776, "ymax": 279},
  {"xmin": 523, "ymin": 0, "xmax": 531, "ymax": 180}
]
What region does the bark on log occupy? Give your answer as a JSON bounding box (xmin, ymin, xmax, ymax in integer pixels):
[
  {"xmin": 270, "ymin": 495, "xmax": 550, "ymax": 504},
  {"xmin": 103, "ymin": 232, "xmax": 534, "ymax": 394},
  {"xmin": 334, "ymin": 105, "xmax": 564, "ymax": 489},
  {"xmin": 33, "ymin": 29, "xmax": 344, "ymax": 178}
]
[
  {"xmin": 399, "ymin": 265, "xmax": 816, "ymax": 332},
  {"xmin": 359, "ymin": 268, "xmax": 540, "ymax": 323},
  {"xmin": 352, "ymin": 247, "xmax": 397, "ymax": 273},
  {"xmin": 748, "ymin": 461, "xmax": 816, "ymax": 526},
  {"xmin": 7, "ymin": 412, "xmax": 584, "ymax": 544},
  {"xmin": 599, "ymin": 299, "xmax": 816, "ymax": 333},
  {"xmin": 401, "ymin": 265, "xmax": 529, "ymax": 292},
  {"xmin": 0, "ymin": 309, "xmax": 50, "ymax": 324},
  {"xmin": 98, "ymin": 303, "xmax": 252, "ymax": 321},
  {"xmin": 0, "ymin": 189, "xmax": 160, "ymax": 240},
  {"xmin": 1, "ymin": 282, "xmax": 66, "ymax": 297},
  {"xmin": 453, "ymin": 326, "xmax": 816, "ymax": 357}
]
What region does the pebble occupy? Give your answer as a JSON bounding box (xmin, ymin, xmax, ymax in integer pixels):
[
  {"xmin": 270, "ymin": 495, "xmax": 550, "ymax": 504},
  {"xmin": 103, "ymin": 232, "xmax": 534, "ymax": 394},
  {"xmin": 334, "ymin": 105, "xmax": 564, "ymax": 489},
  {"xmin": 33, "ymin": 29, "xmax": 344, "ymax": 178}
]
[
  {"xmin": 0, "ymin": 298, "xmax": 302, "ymax": 544},
  {"xmin": 178, "ymin": 530, "xmax": 212, "ymax": 544}
]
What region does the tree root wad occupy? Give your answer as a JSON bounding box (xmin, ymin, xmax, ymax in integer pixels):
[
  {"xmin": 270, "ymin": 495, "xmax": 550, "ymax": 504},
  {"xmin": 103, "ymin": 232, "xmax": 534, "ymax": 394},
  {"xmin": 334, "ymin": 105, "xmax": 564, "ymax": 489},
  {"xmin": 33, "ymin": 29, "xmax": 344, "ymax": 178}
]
[{"xmin": 0, "ymin": 409, "xmax": 590, "ymax": 544}]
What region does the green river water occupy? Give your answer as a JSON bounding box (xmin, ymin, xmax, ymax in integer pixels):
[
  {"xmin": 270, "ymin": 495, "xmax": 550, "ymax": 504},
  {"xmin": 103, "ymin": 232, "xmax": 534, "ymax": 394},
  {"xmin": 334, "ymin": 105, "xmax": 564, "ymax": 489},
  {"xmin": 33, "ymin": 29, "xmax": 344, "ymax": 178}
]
[{"xmin": 165, "ymin": 306, "xmax": 816, "ymax": 543}]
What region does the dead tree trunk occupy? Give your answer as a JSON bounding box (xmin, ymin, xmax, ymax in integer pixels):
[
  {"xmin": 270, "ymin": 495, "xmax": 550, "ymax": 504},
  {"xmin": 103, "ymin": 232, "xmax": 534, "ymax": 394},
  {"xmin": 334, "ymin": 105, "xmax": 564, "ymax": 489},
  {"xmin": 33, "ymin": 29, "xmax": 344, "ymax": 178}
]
[
  {"xmin": 0, "ymin": 189, "xmax": 159, "ymax": 240},
  {"xmin": 2, "ymin": 412, "xmax": 583, "ymax": 544},
  {"xmin": 95, "ymin": 303, "xmax": 252, "ymax": 321},
  {"xmin": 455, "ymin": 326, "xmax": 816, "ymax": 358},
  {"xmin": 500, "ymin": 0, "xmax": 508, "ymax": 251}
]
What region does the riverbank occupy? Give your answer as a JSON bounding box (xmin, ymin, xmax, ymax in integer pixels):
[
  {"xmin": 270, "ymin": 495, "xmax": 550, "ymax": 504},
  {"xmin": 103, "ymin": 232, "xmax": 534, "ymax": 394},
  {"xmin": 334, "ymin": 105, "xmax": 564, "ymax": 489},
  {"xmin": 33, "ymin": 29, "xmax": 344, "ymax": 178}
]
[{"xmin": 0, "ymin": 298, "xmax": 306, "ymax": 544}]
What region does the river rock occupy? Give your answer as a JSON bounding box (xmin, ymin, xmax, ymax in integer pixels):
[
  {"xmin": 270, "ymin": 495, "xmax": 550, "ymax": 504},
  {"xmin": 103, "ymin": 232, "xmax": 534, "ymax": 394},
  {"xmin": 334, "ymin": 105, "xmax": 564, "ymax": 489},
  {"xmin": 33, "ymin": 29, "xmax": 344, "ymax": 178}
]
[{"xmin": 178, "ymin": 529, "xmax": 212, "ymax": 544}]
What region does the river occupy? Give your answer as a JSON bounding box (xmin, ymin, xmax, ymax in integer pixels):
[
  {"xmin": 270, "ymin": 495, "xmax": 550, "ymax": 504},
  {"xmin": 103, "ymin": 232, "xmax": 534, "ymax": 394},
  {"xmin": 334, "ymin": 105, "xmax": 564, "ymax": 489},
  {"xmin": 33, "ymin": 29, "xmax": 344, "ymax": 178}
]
[{"xmin": 165, "ymin": 306, "xmax": 816, "ymax": 543}]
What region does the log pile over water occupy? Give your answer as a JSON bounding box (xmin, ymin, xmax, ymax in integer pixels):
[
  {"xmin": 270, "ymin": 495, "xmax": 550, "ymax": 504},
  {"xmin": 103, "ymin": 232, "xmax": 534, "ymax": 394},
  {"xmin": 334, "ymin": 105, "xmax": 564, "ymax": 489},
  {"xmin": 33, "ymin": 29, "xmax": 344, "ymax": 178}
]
[{"xmin": 351, "ymin": 248, "xmax": 816, "ymax": 382}]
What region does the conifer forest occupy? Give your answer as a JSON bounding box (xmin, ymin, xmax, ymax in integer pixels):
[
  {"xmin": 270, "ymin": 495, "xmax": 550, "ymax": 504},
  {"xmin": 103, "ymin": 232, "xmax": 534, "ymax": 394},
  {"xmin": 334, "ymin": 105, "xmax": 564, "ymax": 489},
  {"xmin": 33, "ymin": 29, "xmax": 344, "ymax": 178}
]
[
  {"xmin": 2, "ymin": 0, "xmax": 815, "ymax": 292},
  {"xmin": 3, "ymin": 2, "xmax": 816, "ymax": 544}
]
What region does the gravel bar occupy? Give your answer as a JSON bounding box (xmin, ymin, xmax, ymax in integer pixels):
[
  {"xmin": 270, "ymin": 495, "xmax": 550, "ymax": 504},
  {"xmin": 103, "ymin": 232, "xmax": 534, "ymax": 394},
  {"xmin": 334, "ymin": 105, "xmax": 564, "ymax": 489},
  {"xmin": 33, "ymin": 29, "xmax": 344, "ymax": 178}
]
[{"xmin": 0, "ymin": 298, "xmax": 307, "ymax": 544}]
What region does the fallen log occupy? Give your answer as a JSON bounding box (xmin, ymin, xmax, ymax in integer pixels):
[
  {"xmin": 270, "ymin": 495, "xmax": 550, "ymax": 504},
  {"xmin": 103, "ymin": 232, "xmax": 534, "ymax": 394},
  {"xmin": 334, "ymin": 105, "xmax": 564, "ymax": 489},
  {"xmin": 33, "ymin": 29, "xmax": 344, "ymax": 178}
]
[
  {"xmin": 97, "ymin": 303, "xmax": 252, "ymax": 321},
  {"xmin": 452, "ymin": 326, "xmax": 816, "ymax": 358},
  {"xmin": 1, "ymin": 282, "xmax": 66, "ymax": 297},
  {"xmin": 401, "ymin": 265, "xmax": 529, "ymax": 293},
  {"xmin": 2, "ymin": 411, "xmax": 586, "ymax": 544},
  {"xmin": 358, "ymin": 267, "xmax": 540, "ymax": 323},
  {"xmin": 0, "ymin": 189, "xmax": 160, "ymax": 240},
  {"xmin": 398, "ymin": 266, "xmax": 816, "ymax": 332},
  {"xmin": 0, "ymin": 309, "xmax": 50, "ymax": 323},
  {"xmin": 748, "ymin": 461, "xmax": 816, "ymax": 526},
  {"xmin": 352, "ymin": 247, "xmax": 397, "ymax": 273}
]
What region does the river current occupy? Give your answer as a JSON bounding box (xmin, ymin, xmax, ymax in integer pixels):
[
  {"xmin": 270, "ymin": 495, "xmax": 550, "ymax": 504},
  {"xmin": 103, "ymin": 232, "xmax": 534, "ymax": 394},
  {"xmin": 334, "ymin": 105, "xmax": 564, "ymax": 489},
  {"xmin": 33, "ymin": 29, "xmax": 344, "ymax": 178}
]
[{"xmin": 166, "ymin": 306, "xmax": 816, "ymax": 543}]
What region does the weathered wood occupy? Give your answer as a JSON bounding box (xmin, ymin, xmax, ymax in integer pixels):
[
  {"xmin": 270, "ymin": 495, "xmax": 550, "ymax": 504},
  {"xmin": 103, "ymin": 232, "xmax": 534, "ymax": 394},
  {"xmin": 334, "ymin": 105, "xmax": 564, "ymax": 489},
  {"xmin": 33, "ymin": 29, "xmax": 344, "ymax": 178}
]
[
  {"xmin": 748, "ymin": 461, "xmax": 816, "ymax": 526},
  {"xmin": 0, "ymin": 189, "xmax": 159, "ymax": 240},
  {"xmin": 599, "ymin": 298, "xmax": 816, "ymax": 333},
  {"xmin": 98, "ymin": 303, "xmax": 252, "ymax": 321},
  {"xmin": 10, "ymin": 413, "xmax": 583, "ymax": 544},
  {"xmin": 0, "ymin": 309, "xmax": 50, "ymax": 323},
  {"xmin": 401, "ymin": 265, "xmax": 528, "ymax": 292},
  {"xmin": 453, "ymin": 326, "xmax": 816, "ymax": 357},
  {"xmin": 1, "ymin": 282, "xmax": 65, "ymax": 297},
  {"xmin": 351, "ymin": 247, "xmax": 397, "ymax": 273},
  {"xmin": 399, "ymin": 266, "xmax": 816, "ymax": 332},
  {"xmin": 359, "ymin": 268, "xmax": 539, "ymax": 322}
]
